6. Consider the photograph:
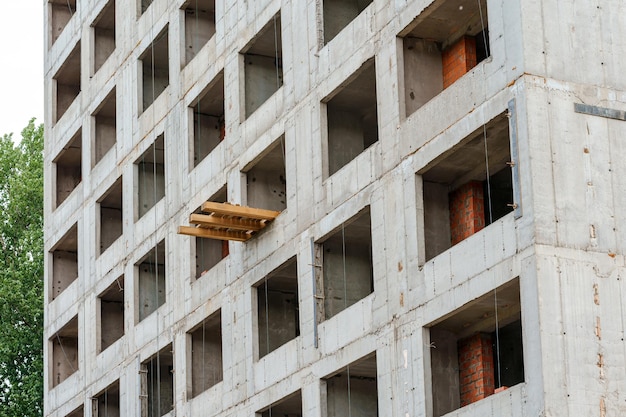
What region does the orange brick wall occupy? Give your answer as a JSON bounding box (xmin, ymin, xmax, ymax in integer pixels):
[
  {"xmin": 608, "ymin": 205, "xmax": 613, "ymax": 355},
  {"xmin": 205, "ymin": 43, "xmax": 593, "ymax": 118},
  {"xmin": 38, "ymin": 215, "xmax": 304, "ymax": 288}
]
[
  {"xmin": 442, "ymin": 36, "xmax": 477, "ymax": 89},
  {"xmin": 449, "ymin": 181, "xmax": 485, "ymax": 245},
  {"xmin": 457, "ymin": 333, "xmax": 495, "ymax": 407}
]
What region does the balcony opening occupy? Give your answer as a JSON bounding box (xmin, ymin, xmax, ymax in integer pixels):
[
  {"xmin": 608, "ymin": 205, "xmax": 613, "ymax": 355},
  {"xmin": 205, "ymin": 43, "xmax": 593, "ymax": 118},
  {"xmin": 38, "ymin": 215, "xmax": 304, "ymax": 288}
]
[
  {"xmin": 189, "ymin": 70, "xmax": 224, "ymax": 167},
  {"xmin": 136, "ymin": 134, "xmax": 165, "ymax": 219},
  {"xmin": 323, "ymin": 354, "xmax": 378, "ymax": 417},
  {"xmin": 255, "ymin": 256, "xmax": 299, "ymax": 358},
  {"xmin": 141, "ymin": 344, "xmax": 174, "ymax": 417},
  {"xmin": 51, "ymin": 223, "xmax": 78, "ymax": 300},
  {"xmin": 93, "ymin": 88, "xmax": 117, "ymax": 166},
  {"xmin": 140, "ymin": 26, "xmax": 169, "ymax": 113},
  {"xmin": 421, "ymin": 112, "xmax": 512, "ymax": 261},
  {"xmin": 136, "ymin": 240, "xmax": 166, "ymax": 322},
  {"xmin": 427, "ymin": 278, "xmax": 523, "ymax": 416},
  {"xmin": 92, "ymin": 0, "xmax": 115, "ymax": 73},
  {"xmin": 257, "ymin": 391, "xmax": 302, "ymax": 417},
  {"xmin": 92, "ymin": 380, "xmax": 120, "ymax": 417},
  {"xmin": 317, "ymin": 207, "xmax": 372, "ymax": 321},
  {"xmin": 98, "ymin": 177, "xmax": 123, "ymax": 255},
  {"xmin": 50, "ymin": 0, "xmax": 76, "ymax": 46},
  {"xmin": 194, "ymin": 186, "xmax": 228, "ymax": 279},
  {"xmin": 322, "ymin": 0, "xmax": 372, "ymax": 45},
  {"xmin": 245, "ymin": 136, "xmax": 286, "ymax": 213},
  {"xmin": 50, "ymin": 316, "xmax": 78, "ymax": 387},
  {"xmin": 242, "ymin": 13, "xmax": 282, "ymax": 118},
  {"xmin": 188, "ymin": 309, "xmax": 222, "ymax": 398},
  {"xmin": 54, "ymin": 41, "xmax": 81, "ymax": 123},
  {"xmin": 98, "ymin": 276, "xmax": 124, "ymax": 353},
  {"xmin": 182, "ymin": 0, "xmax": 216, "ymax": 65},
  {"xmin": 324, "ymin": 59, "xmax": 377, "ymax": 176},
  {"xmin": 54, "ymin": 128, "xmax": 81, "ymax": 208},
  {"xmin": 401, "ymin": 0, "xmax": 489, "ymax": 117}
]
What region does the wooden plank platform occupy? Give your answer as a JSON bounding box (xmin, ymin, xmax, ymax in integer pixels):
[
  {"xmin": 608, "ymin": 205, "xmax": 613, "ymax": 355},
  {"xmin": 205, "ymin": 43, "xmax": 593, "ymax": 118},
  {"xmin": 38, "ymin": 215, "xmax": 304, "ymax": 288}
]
[{"xmin": 178, "ymin": 202, "xmax": 281, "ymax": 241}]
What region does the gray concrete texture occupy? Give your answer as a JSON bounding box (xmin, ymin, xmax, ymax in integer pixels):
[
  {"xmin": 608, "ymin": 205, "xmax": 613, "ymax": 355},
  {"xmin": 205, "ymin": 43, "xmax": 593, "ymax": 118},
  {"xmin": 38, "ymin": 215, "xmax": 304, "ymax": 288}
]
[{"xmin": 44, "ymin": 0, "xmax": 626, "ymax": 416}]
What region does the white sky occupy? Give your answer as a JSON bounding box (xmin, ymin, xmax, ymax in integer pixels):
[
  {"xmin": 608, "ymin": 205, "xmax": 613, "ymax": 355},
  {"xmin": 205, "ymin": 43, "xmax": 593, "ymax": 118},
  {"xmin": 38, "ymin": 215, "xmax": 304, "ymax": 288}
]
[{"xmin": 0, "ymin": 1, "xmax": 44, "ymax": 139}]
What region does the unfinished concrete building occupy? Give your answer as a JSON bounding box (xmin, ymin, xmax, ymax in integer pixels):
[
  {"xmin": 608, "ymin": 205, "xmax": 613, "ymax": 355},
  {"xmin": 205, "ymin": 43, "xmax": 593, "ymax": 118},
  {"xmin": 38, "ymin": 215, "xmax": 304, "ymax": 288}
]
[{"xmin": 44, "ymin": 0, "xmax": 626, "ymax": 416}]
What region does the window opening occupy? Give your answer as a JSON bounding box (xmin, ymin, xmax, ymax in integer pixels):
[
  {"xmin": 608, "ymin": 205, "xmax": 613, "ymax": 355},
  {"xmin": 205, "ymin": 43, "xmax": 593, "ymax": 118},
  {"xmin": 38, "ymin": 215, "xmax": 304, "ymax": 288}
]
[
  {"xmin": 92, "ymin": 380, "xmax": 120, "ymax": 417},
  {"xmin": 92, "ymin": 0, "xmax": 116, "ymax": 73},
  {"xmin": 140, "ymin": 27, "xmax": 169, "ymax": 113},
  {"xmin": 318, "ymin": 207, "xmax": 373, "ymax": 321},
  {"xmin": 245, "ymin": 136, "xmax": 287, "ymax": 213},
  {"xmin": 257, "ymin": 390, "xmax": 302, "ymax": 417},
  {"xmin": 136, "ymin": 240, "xmax": 166, "ymax": 322},
  {"xmin": 194, "ymin": 186, "xmax": 228, "ymax": 279},
  {"xmin": 50, "ymin": 316, "xmax": 78, "ymax": 387},
  {"xmin": 189, "ymin": 70, "xmax": 225, "ymax": 168},
  {"xmin": 92, "ymin": 88, "xmax": 117, "ymax": 166},
  {"xmin": 323, "ymin": 353, "xmax": 378, "ymax": 417},
  {"xmin": 54, "ymin": 41, "xmax": 81, "ymax": 123},
  {"xmin": 182, "ymin": 0, "xmax": 216, "ymax": 65},
  {"xmin": 50, "ymin": 0, "xmax": 76, "ymax": 46},
  {"xmin": 50, "ymin": 223, "xmax": 78, "ymax": 300},
  {"xmin": 66, "ymin": 405, "xmax": 84, "ymax": 417},
  {"xmin": 255, "ymin": 256, "xmax": 299, "ymax": 358},
  {"xmin": 242, "ymin": 13, "xmax": 283, "ymax": 118},
  {"xmin": 401, "ymin": 0, "xmax": 489, "ymax": 117},
  {"xmin": 188, "ymin": 309, "xmax": 222, "ymax": 398},
  {"xmin": 54, "ymin": 128, "xmax": 81, "ymax": 208},
  {"xmin": 324, "ymin": 59, "xmax": 378, "ymax": 176},
  {"xmin": 141, "ymin": 344, "xmax": 174, "ymax": 417},
  {"xmin": 136, "ymin": 134, "xmax": 165, "ymax": 220},
  {"xmin": 322, "ymin": 0, "xmax": 372, "ymax": 45},
  {"xmin": 427, "ymin": 278, "xmax": 523, "ymax": 416},
  {"xmin": 98, "ymin": 276, "xmax": 125, "ymax": 353},
  {"xmin": 98, "ymin": 177, "xmax": 123, "ymax": 255},
  {"xmin": 421, "ymin": 112, "xmax": 513, "ymax": 261},
  {"xmin": 140, "ymin": 0, "xmax": 153, "ymax": 15}
]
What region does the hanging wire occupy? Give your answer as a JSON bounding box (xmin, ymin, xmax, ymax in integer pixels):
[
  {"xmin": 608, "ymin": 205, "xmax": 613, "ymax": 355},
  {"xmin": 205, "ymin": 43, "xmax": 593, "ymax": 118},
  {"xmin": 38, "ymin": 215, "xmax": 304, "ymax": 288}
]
[
  {"xmin": 55, "ymin": 333, "xmax": 77, "ymax": 374},
  {"xmin": 66, "ymin": 0, "xmax": 74, "ymax": 15},
  {"xmin": 476, "ymin": 0, "xmax": 502, "ymax": 389}
]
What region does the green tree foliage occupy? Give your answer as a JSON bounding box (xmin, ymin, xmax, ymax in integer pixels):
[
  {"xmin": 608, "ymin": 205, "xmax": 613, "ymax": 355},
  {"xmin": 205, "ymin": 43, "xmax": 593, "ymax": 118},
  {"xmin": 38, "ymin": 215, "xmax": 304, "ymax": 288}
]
[{"xmin": 0, "ymin": 120, "xmax": 44, "ymax": 416}]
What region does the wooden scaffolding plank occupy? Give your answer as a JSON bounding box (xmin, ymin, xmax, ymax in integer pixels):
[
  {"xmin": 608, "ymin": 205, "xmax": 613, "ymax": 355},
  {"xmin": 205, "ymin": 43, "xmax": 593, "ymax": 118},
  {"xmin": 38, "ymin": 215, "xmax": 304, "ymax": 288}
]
[
  {"xmin": 177, "ymin": 226, "xmax": 250, "ymax": 242},
  {"xmin": 189, "ymin": 213, "xmax": 266, "ymax": 231},
  {"xmin": 200, "ymin": 201, "xmax": 281, "ymax": 220}
]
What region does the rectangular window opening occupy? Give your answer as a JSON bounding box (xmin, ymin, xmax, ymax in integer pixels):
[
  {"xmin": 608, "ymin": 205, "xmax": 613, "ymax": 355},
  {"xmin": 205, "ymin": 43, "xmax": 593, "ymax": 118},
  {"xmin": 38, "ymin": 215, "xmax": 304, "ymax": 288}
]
[
  {"xmin": 98, "ymin": 276, "xmax": 124, "ymax": 353},
  {"xmin": 245, "ymin": 136, "xmax": 287, "ymax": 213},
  {"xmin": 427, "ymin": 278, "xmax": 523, "ymax": 416},
  {"xmin": 136, "ymin": 240, "xmax": 166, "ymax": 322},
  {"xmin": 98, "ymin": 177, "xmax": 123, "ymax": 255},
  {"xmin": 257, "ymin": 390, "xmax": 302, "ymax": 417},
  {"xmin": 136, "ymin": 134, "xmax": 165, "ymax": 219},
  {"xmin": 242, "ymin": 13, "xmax": 283, "ymax": 118},
  {"xmin": 194, "ymin": 185, "xmax": 228, "ymax": 279},
  {"xmin": 322, "ymin": 0, "xmax": 372, "ymax": 45},
  {"xmin": 323, "ymin": 354, "xmax": 378, "ymax": 417},
  {"xmin": 190, "ymin": 71, "xmax": 224, "ymax": 168},
  {"xmin": 140, "ymin": 27, "xmax": 169, "ymax": 113},
  {"xmin": 50, "ymin": 0, "xmax": 76, "ymax": 46},
  {"xmin": 401, "ymin": 0, "xmax": 489, "ymax": 117},
  {"xmin": 141, "ymin": 345, "xmax": 174, "ymax": 417},
  {"xmin": 325, "ymin": 59, "xmax": 378, "ymax": 177},
  {"xmin": 92, "ymin": 380, "xmax": 120, "ymax": 417},
  {"xmin": 50, "ymin": 316, "xmax": 78, "ymax": 388},
  {"xmin": 255, "ymin": 256, "xmax": 299, "ymax": 358},
  {"xmin": 93, "ymin": 88, "xmax": 117, "ymax": 166},
  {"xmin": 182, "ymin": 0, "xmax": 216, "ymax": 65},
  {"xmin": 92, "ymin": 0, "xmax": 115, "ymax": 73},
  {"xmin": 54, "ymin": 41, "xmax": 81, "ymax": 123},
  {"xmin": 51, "ymin": 223, "xmax": 78, "ymax": 301},
  {"xmin": 54, "ymin": 128, "xmax": 82, "ymax": 209},
  {"xmin": 421, "ymin": 112, "xmax": 513, "ymax": 261},
  {"xmin": 188, "ymin": 310, "xmax": 223, "ymax": 398},
  {"xmin": 319, "ymin": 207, "xmax": 373, "ymax": 321}
]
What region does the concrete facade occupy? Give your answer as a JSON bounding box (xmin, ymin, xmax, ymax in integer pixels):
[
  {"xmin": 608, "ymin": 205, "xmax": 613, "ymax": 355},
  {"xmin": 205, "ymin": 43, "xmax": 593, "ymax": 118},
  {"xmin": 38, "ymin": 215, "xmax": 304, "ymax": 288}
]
[{"xmin": 43, "ymin": 0, "xmax": 626, "ymax": 416}]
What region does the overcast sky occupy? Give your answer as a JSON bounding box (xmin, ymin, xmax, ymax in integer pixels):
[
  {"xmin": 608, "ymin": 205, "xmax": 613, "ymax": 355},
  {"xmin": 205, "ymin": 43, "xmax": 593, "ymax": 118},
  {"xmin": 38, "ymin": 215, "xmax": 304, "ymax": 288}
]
[{"xmin": 0, "ymin": 1, "xmax": 44, "ymax": 139}]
